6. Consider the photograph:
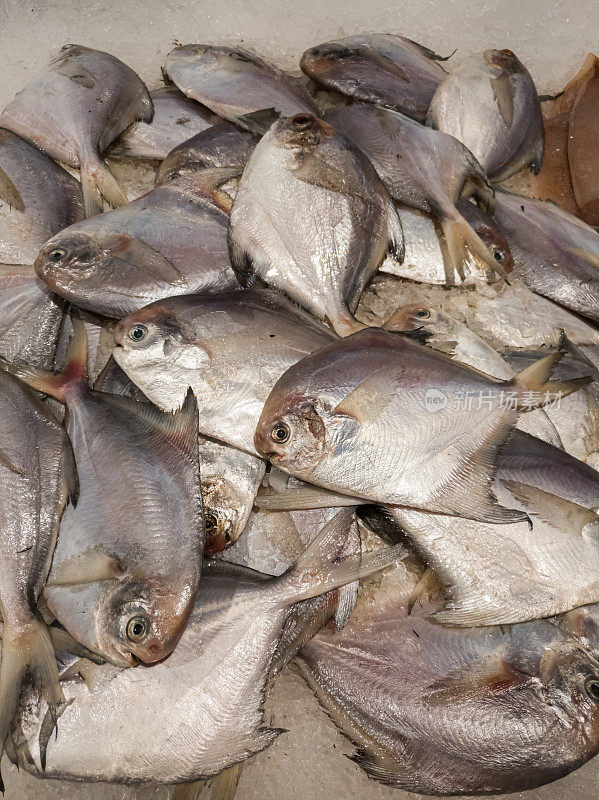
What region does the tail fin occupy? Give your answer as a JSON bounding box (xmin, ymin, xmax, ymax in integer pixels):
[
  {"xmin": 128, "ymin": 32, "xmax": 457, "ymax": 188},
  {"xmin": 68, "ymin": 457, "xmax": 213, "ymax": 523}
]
[
  {"xmin": 80, "ymin": 153, "xmax": 128, "ymax": 218},
  {"xmin": 512, "ymin": 350, "xmax": 592, "ymax": 409},
  {"xmin": 0, "ymin": 619, "xmax": 63, "ymax": 769},
  {"xmin": 0, "ymin": 313, "xmax": 88, "ymax": 403},
  {"xmin": 441, "ymin": 213, "xmax": 507, "ymax": 284},
  {"xmin": 274, "ymin": 508, "xmax": 406, "ymax": 607}
]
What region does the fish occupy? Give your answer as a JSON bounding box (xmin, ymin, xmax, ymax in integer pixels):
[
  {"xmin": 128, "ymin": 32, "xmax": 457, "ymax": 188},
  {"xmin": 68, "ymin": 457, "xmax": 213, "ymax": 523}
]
[
  {"xmin": 11, "ymin": 510, "xmax": 404, "ymax": 785},
  {"xmin": 200, "ymin": 437, "xmax": 266, "ymax": 555},
  {"xmin": 254, "ymin": 327, "xmax": 589, "ymax": 522},
  {"xmin": 108, "ymin": 85, "xmax": 220, "ymax": 160},
  {"xmin": 384, "ymin": 302, "xmax": 563, "ymax": 448},
  {"xmin": 492, "ymin": 189, "xmax": 599, "ymax": 322},
  {"xmin": 298, "ymin": 560, "xmax": 599, "ymax": 795},
  {"xmin": 0, "ymin": 371, "xmax": 72, "ymax": 777},
  {"xmin": 0, "ymin": 128, "xmax": 84, "ymax": 265},
  {"xmin": 2, "ymin": 316, "xmax": 205, "ymax": 667},
  {"xmin": 326, "ymin": 104, "xmax": 506, "ymax": 284},
  {"xmin": 380, "ymin": 199, "xmax": 513, "ymax": 285},
  {"xmin": 426, "ymin": 49, "xmax": 544, "ymax": 182},
  {"xmin": 0, "ymin": 44, "xmax": 153, "ymax": 217},
  {"xmin": 300, "ymin": 34, "xmax": 449, "ymax": 122},
  {"xmin": 566, "ymin": 55, "xmax": 599, "ymax": 226},
  {"xmin": 165, "ymin": 45, "xmax": 316, "ymax": 125},
  {"xmin": 113, "ymin": 288, "xmax": 336, "ymax": 455},
  {"xmin": 0, "ymin": 265, "xmax": 65, "ymax": 370},
  {"xmin": 228, "ymin": 114, "xmax": 404, "ymax": 336},
  {"xmin": 155, "ymin": 121, "xmax": 259, "ymax": 185},
  {"xmin": 33, "ymin": 167, "xmax": 240, "ymax": 318}
]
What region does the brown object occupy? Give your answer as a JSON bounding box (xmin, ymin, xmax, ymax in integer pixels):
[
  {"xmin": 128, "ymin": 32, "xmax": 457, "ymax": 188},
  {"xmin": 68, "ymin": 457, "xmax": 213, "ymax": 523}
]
[{"xmin": 530, "ymin": 54, "xmax": 599, "ymax": 225}]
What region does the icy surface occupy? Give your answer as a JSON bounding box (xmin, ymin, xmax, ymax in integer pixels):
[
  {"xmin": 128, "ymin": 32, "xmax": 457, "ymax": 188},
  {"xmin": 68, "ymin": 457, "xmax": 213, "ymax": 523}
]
[{"xmin": 1, "ymin": 1, "xmax": 599, "ymax": 797}]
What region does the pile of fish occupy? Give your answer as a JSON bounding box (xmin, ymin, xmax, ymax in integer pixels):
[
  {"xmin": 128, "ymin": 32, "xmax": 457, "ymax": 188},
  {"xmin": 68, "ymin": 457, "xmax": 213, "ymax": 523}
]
[{"xmin": 1, "ymin": 33, "xmax": 599, "ymax": 800}]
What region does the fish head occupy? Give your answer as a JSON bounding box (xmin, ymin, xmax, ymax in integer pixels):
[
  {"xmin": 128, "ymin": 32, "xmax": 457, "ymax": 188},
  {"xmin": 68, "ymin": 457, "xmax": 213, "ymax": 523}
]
[
  {"xmin": 201, "ymin": 478, "xmax": 247, "ymax": 554},
  {"xmin": 483, "ymin": 49, "xmax": 521, "ymax": 74},
  {"xmin": 383, "ymin": 303, "xmax": 443, "ymax": 333},
  {"xmin": 300, "ymin": 42, "xmax": 363, "ymax": 80},
  {"xmin": 167, "ymin": 44, "xmax": 259, "ymax": 78},
  {"xmin": 35, "ymin": 230, "xmax": 102, "ymax": 295},
  {"xmin": 271, "ymin": 113, "xmax": 336, "ymax": 152},
  {"xmin": 255, "ymin": 390, "xmax": 326, "ymax": 477},
  {"xmin": 113, "ymin": 303, "xmax": 206, "ymax": 411},
  {"xmin": 95, "ymin": 578, "xmax": 193, "ymax": 665}
]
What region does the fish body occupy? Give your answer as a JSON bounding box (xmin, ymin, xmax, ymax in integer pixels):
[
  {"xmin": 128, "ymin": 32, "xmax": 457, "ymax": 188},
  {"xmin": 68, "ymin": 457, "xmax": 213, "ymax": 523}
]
[
  {"xmin": 108, "ymin": 86, "xmax": 219, "ymax": 160},
  {"xmin": 0, "ymin": 44, "xmax": 153, "ymax": 216},
  {"xmin": 113, "ymin": 288, "xmax": 336, "ymax": 456},
  {"xmin": 0, "ymin": 128, "xmax": 84, "ymax": 264},
  {"xmin": 155, "ymin": 121, "xmax": 258, "ymax": 185},
  {"xmin": 228, "ymin": 114, "xmax": 403, "ymax": 336},
  {"xmin": 493, "ymin": 190, "xmax": 599, "ymax": 322},
  {"xmin": 165, "ymin": 45, "xmax": 316, "ymax": 124},
  {"xmin": 300, "ymin": 34, "xmax": 448, "ymax": 121},
  {"xmin": 427, "ymin": 49, "xmax": 543, "ymax": 182},
  {"xmin": 254, "ymin": 327, "xmax": 580, "ymax": 522},
  {"xmin": 0, "ymin": 372, "xmax": 69, "ymax": 766},
  {"xmin": 5, "ymin": 319, "xmax": 205, "ymax": 667},
  {"xmin": 13, "ymin": 511, "xmax": 402, "ymax": 785},
  {"xmin": 34, "ymin": 170, "xmax": 238, "ymax": 318},
  {"xmin": 326, "ymin": 104, "xmax": 500, "ymax": 284},
  {"xmin": 299, "ymin": 563, "xmax": 599, "ymax": 795}
]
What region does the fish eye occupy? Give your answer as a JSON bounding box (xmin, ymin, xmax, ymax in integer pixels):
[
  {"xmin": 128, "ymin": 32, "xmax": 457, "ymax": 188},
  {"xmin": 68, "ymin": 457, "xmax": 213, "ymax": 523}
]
[
  {"xmin": 205, "ymin": 512, "xmax": 217, "ymax": 531},
  {"xmin": 414, "ymin": 308, "xmax": 431, "ymax": 319},
  {"xmin": 126, "ymin": 615, "xmax": 150, "ymax": 643},
  {"xmin": 128, "ymin": 323, "xmax": 149, "ymax": 343},
  {"xmin": 271, "ymin": 422, "xmax": 291, "ymax": 443},
  {"xmin": 584, "ymin": 677, "xmax": 599, "ymax": 703},
  {"xmin": 493, "ymin": 248, "xmax": 506, "ymax": 263},
  {"xmin": 49, "ymin": 248, "xmax": 67, "ymax": 262},
  {"xmin": 291, "ymin": 114, "xmax": 314, "ymax": 130}
]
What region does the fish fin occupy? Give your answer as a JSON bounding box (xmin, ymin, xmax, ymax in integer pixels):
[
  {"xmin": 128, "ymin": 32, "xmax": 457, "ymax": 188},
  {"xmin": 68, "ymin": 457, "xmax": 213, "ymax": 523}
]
[
  {"xmin": 459, "ymin": 150, "xmax": 496, "ymax": 214},
  {"xmin": 0, "ymin": 312, "xmax": 88, "ymax": 402},
  {"xmin": 52, "ymin": 57, "xmax": 95, "ymax": 89},
  {"xmin": 440, "ymin": 213, "xmax": 507, "ymax": 284},
  {"xmin": 501, "ymin": 479, "xmax": 599, "ymax": 537},
  {"xmin": 386, "ymin": 202, "xmax": 405, "ymax": 263},
  {"xmin": 255, "ymin": 484, "xmax": 362, "ymax": 511},
  {"xmin": 47, "ymin": 550, "xmax": 123, "ymax": 586},
  {"xmin": 210, "ymin": 762, "xmax": 243, "ymax": 800},
  {"xmin": 235, "ymin": 108, "xmax": 279, "ymax": 135},
  {"xmin": 104, "ymin": 388, "xmax": 199, "ymax": 463},
  {"xmin": 80, "ymin": 153, "xmax": 127, "ymax": 217},
  {"xmin": 172, "ymin": 780, "xmax": 206, "ymax": 800},
  {"xmin": 404, "ymin": 38, "xmax": 455, "ymax": 63},
  {"xmin": 559, "ymin": 328, "xmax": 599, "ymax": 382},
  {"xmin": 349, "ymin": 748, "xmax": 418, "ymax": 789},
  {"xmin": 47, "ymin": 626, "xmax": 105, "ymax": 664},
  {"xmin": 334, "ymin": 519, "xmax": 361, "ymax": 631},
  {"xmin": 511, "ymin": 350, "xmax": 592, "ymax": 408},
  {"xmin": 0, "ymin": 447, "xmax": 26, "ymax": 477},
  {"xmin": 61, "ymin": 435, "xmax": 79, "ymax": 507},
  {"xmin": 104, "ymin": 233, "xmax": 185, "ymax": 286},
  {"xmin": 227, "ymin": 228, "xmax": 258, "ymax": 288},
  {"xmin": 294, "ymin": 152, "xmax": 374, "ymax": 200},
  {"xmin": 490, "ymin": 72, "xmax": 515, "ymax": 127},
  {"xmin": 277, "ymin": 508, "xmax": 406, "ymax": 606},
  {"xmin": 407, "ymin": 567, "xmax": 439, "ymax": 615},
  {"xmin": 270, "ymin": 594, "xmax": 338, "ymax": 676},
  {"xmin": 333, "ymin": 371, "xmax": 396, "ymax": 422},
  {"xmin": 0, "ymin": 620, "xmax": 64, "ymax": 766},
  {"xmin": 423, "ymin": 656, "xmax": 533, "ymax": 706},
  {"xmin": 0, "ymin": 166, "xmax": 25, "ymax": 212}
]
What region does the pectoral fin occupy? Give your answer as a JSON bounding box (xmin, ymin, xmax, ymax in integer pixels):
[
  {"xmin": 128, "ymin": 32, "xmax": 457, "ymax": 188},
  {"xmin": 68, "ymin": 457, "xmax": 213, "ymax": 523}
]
[
  {"xmin": 0, "ymin": 166, "xmax": 25, "ymax": 212},
  {"xmin": 47, "ymin": 550, "xmax": 123, "ymax": 587},
  {"xmin": 105, "ymin": 235, "xmax": 185, "ymax": 286}
]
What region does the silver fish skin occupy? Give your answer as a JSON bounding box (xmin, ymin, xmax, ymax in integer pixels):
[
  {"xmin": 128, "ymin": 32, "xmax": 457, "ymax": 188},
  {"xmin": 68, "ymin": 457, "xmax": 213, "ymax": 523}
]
[
  {"xmin": 493, "ymin": 189, "xmax": 599, "ymax": 322},
  {"xmin": 228, "ymin": 114, "xmax": 403, "ymax": 336},
  {"xmin": 108, "ymin": 86, "xmax": 220, "ymax": 160},
  {"xmin": 165, "ymin": 44, "xmax": 317, "ymax": 123},
  {"xmin": 326, "ymin": 104, "xmax": 501, "ymax": 285},
  {"xmin": 13, "ymin": 511, "xmax": 403, "ymax": 784},
  {"xmin": 155, "ymin": 121, "xmax": 259, "ymax": 185},
  {"xmin": 113, "ymin": 288, "xmax": 336, "ymax": 456},
  {"xmin": 0, "ymin": 128, "xmax": 84, "ymax": 264},
  {"xmin": 4, "ymin": 318, "xmax": 205, "ymax": 668},
  {"xmin": 426, "ymin": 49, "xmax": 544, "ymax": 182},
  {"xmin": 0, "ymin": 372, "xmax": 69, "ymax": 766},
  {"xmin": 300, "ymin": 34, "xmax": 448, "ymax": 122},
  {"xmin": 385, "ymin": 302, "xmax": 563, "ymax": 448},
  {"xmin": 200, "ymin": 437, "xmax": 266, "ymax": 555},
  {"xmin": 380, "ymin": 199, "xmax": 513, "ymax": 285},
  {"xmin": 34, "ymin": 168, "xmax": 239, "ymax": 318},
  {"xmin": 254, "ymin": 327, "xmax": 585, "ymax": 523},
  {"xmin": 0, "ymin": 44, "xmax": 153, "ymax": 217},
  {"xmin": 0, "ymin": 265, "xmax": 64, "ymax": 370},
  {"xmin": 299, "ymin": 561, "xmax": 599, "ymax": 795}
]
